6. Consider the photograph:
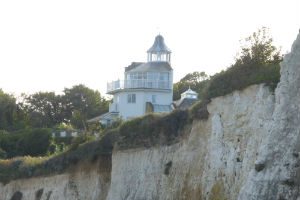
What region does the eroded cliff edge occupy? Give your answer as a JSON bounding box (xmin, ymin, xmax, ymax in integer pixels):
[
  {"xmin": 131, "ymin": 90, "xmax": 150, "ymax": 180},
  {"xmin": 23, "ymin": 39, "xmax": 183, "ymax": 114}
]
[
  {"xmin": 0, "ymin": 157, "xmax": 111, "ymax": 200},
  {"xmin": 0, "ymin": 31, "xmax": 299, "ymax": 200}
]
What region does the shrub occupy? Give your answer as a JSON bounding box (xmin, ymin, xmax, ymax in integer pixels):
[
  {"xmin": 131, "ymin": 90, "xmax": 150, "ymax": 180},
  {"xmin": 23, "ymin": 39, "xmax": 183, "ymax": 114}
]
[
  {"xmin": 69, "ymin": 134, "xmax": 95, "ymax": 150},
  {"xmin": 203, "ymin": 63, "xmax": 280, "ymax": 100},
  {"xmin": 0, "ymin": 128, "xmax": 52, "ymax": 158},
  {"xmin": 118, "ymin": 110, "xmax": 190, "ymax": 149},
  {"xmin": 190, "ymin": 99, "xmax": 210, "ymax": 120}
]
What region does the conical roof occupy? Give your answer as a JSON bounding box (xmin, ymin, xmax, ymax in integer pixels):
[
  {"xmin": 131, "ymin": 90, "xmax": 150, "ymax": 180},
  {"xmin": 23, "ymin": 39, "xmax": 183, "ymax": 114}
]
[
  {"xmin": 182, "ymin": 87, "xmax": 198, "ymax": 95},
  {"xmin": 147, "ymin": 35, "xmax": 171, "ymax": 53}
]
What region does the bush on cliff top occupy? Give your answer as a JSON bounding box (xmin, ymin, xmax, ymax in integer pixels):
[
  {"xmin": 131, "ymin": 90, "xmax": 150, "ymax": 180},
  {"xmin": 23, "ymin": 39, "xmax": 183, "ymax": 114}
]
[
  {"xmin": 0, "ymin": 128, "xmax": 52, "ymax": 158},
  {"xmin": 118, "ymin": 110, "xmax": 191, "ymax": 149}
]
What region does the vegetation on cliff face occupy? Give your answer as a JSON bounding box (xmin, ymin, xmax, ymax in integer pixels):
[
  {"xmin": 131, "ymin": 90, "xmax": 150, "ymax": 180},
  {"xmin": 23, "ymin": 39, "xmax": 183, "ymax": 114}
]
[
  {"xmin": 0, "ymin": 132, "xmax": 116, "ymax": 184},
  {"xmin": 117, "ymin": 110, "xmax": 191, "ymax": 149}
]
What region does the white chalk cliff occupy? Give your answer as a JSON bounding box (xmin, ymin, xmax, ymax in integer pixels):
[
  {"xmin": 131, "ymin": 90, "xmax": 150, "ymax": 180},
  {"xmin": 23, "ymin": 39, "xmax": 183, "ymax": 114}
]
[{"xmin": 0, "ymin": 31, "xmax": 300, "ymax": 200}]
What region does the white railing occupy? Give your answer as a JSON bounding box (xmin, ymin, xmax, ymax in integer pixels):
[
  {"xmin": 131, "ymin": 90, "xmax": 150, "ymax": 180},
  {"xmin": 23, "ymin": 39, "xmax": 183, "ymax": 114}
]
[{"xmin": 107, "ymin": 79, "xmax": 171, "ymax": 93}]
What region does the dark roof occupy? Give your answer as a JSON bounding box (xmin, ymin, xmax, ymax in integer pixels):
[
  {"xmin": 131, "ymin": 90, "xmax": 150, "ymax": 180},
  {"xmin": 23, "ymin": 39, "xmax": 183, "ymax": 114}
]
[
  {"xmin": 125, "ymin": 62, "xmax": 145, "ymax": 72},
  {"xmin": 126, "ymin": 61, "xmax": 172, "ymax": 73},
  {"xmin": 174, "ymin": 98, "xmax": 198, "ymax": 110},
  {"xmin": 147, "ymin": 35, "xmax": 171, "ymax": 53}
]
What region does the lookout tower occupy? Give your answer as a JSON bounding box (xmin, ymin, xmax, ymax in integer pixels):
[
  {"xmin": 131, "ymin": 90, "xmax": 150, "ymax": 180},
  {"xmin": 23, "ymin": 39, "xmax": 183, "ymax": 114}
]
[
  {"xmin": 97, "ymin": 34, "xmax": 174, "ymax": 123},
  {"xmin": 147, "ymin": 35, "xmax": 171, "ymax": 62}
]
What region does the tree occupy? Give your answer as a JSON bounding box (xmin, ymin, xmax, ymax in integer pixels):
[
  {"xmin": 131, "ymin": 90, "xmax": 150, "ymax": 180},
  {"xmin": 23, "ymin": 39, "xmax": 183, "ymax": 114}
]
[
  {"xmin": 236, "ymin": 27, "xmax": 282, "ymax": 66},
  {"xmin": 22, "ymin": 92, "xmax": 66, "ymax": 128},
  {"xmin": 203, "ymin": 27, "xmax": 281, "ymax": 100},
  {"xmin": 0, "ymin": 128, "xmax": 52, "ymax": 158},
  {"xmin": 180, "ymin": 71, "xmax": 208, "ymax": 83},
  {"xmin": 63, "ymin": 84, "xmax": 108, "ymax": 130},
  {"xmin": 0, "ymin": 89, "xmax": 19, "ymax": 130},
  {"xmin": 173, "ymin": 72, "xmax": 209, "ymax": 100}
]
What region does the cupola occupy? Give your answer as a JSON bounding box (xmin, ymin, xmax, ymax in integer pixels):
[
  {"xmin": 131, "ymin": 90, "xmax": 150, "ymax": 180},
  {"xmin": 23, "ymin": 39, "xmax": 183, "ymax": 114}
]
[
  {"xmin": 181, "ymin": 87, "xmax": 198, "ymax": 100},
  {"xmin": 147, "ymin": 35, "xmax": 171, "ymax": 62}
]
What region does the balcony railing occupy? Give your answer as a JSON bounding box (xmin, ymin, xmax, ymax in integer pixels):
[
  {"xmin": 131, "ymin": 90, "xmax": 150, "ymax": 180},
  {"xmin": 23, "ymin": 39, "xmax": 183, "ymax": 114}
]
[{"xmin": 107, "ymin": 79, "xmax": 171, "ymax": 93}]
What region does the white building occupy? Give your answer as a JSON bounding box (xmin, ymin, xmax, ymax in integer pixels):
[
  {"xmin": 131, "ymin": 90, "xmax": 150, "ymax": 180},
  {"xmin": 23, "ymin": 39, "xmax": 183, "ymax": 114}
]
[
  {"xmin": 101, "ymin": 35, "xmax": 174, "ymax": 123},
  {"xmin": 173, "ymin": 87, "xmax": 198, "ymax": 110}
]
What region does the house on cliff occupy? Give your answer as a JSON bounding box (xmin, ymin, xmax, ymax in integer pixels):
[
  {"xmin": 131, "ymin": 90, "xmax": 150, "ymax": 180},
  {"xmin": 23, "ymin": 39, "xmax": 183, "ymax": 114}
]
[{"xmin": 89, "ymin": 35, "xmax": 174, "ymax": 125}]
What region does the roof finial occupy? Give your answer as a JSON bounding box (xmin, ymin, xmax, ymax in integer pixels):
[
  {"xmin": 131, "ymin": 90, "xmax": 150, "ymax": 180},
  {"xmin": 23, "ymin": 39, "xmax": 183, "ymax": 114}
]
[{"xmin": 156, "ymin": 26, "xmax": 161, "ymax": 35}]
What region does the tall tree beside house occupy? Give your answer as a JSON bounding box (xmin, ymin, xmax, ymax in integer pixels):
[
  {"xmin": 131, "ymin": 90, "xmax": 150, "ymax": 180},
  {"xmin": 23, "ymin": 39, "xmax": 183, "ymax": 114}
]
[
  {"xmin": 21, "ymin": 92, "xmax": 66, "ymax": 128},
  {"xmin": 63, "ymin": 84, "xmax": 108, "ymax": 130}
]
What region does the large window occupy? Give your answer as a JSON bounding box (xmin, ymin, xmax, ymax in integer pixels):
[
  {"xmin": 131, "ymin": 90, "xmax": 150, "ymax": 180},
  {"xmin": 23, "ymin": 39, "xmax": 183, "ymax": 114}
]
[
  {"xmin": 126, "ymin": 72, "xmax": 169, "ymax": 81},
  {"xmin": 127, "ymin": 94, "xmax": 136, "ymax": 103}
]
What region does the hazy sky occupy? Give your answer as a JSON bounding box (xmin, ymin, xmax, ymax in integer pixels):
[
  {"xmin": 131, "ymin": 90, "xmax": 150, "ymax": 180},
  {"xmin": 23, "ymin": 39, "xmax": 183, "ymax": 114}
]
[{"xmin": 0, "ymin": 0, "xmax": 299, "ymax": 96}]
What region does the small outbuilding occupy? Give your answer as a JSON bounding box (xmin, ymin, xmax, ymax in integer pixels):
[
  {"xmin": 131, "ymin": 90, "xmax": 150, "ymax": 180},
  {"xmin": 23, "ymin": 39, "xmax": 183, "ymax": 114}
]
[{"xmin": 173, "ymin": 87, "xmax": 198, "ymax": 110}]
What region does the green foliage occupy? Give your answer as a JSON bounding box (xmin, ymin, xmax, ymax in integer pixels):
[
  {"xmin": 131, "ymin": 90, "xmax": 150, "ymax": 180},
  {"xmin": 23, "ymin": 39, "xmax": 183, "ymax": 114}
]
[
  {"xmin": 20, "ymin": 85, "xmax": 109, "ymax": 130},
  {"xmin": 22, "ymin": 92, "xmax": 66, "ymax": 128},
  {"xmin": 190, "ymin": 99, "xmax": 210, "ymax": 120},
  {"xmin": 0, "ymin": 129, "xmax": 118, "ymax": 184},
  {"xmin": 0, "ymin": 128, "xmax": 52, "ymax": 158},
  {"xmin": 63, "ymin": 84, "xmax": 108, "ymax": 130},
  {"xmin": 236, "ymin": 27, "xmax": 282, "ymax": 66},
  {"xmin": 118, "ymin": 110, "xmax": 190, "ymax": 149},
  {"xmin": 173, "ymin": 72, "xmax": 209, "ymax": 100},
  {"xmin": 0, "ymin": 89, "xmax": 24, "ymax": 131},
  {"xmin": 203, "ymin": 63, "xmax": 280, "ymax": 100},
  {"xmin": 69, "ymin": 134, "xmax": 95, "ymax": 150},
  {"xmin": 174, "ymin": 27, "xmax": 281, "ymax": 102},
  {"xmin": 0, "ymin": 148, "xmax": 7, "ymax": 159}
]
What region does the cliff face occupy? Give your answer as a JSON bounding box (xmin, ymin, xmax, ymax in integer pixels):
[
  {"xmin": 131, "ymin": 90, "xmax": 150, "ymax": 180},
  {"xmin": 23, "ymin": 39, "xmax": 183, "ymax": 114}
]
[
  {"xmin": 0, "ymin": 31, "xmax": 299, "ymax": 200},
  {"xmin": 238, "ymin": 31, "xmax": 300, "ymax": 200},
  {"xmin": 107, "ymin": 84, "xmax": 275, "ymax": 200},
  {"xmin": 1, "ymin": 84, "xmax": 274, "ymax": 200},
  {"xmin": 0, "ymin": 158, "xmax": 111, "ymax": 200}
]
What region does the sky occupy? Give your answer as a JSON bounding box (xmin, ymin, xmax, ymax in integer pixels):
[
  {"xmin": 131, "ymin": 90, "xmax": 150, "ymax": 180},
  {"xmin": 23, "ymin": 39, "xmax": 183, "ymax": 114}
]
[{"xmin": 0, "ymin": 0, "xmax": 299, "ymax": 97}]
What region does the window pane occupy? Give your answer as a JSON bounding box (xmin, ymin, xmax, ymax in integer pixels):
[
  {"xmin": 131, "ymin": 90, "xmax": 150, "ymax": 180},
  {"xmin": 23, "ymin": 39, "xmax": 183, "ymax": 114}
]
[
  {"xmin": 127, "ymin": 94, "xmax": 136, "ymax": 103},
  {"xmin": 152, "ymin": 95, "xmax": 156, "ymax": 103}
]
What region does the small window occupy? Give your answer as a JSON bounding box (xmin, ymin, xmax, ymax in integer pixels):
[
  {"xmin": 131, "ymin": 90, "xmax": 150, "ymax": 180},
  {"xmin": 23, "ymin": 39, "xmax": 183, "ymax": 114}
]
[
  {"xmin": 152, "ymin": 95, "xmax": 156, "ymax": 103},
  {"xmin": 127, "ymin": 94, "xmax": 136, "ymax": 103}
]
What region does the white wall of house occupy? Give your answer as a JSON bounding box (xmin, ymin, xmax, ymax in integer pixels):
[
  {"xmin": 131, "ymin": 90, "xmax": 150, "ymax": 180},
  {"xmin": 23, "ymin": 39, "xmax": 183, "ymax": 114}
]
[{"xmin": 111, "ymin": 90, "xmax": 172, "ymax": 120}]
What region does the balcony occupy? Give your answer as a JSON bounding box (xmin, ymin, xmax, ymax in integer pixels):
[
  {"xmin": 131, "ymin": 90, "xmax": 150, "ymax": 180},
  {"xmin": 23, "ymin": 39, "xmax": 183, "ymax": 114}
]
[{"xmin": 107, "ymin": 79, "xmax": 172, "ymax": 93}]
